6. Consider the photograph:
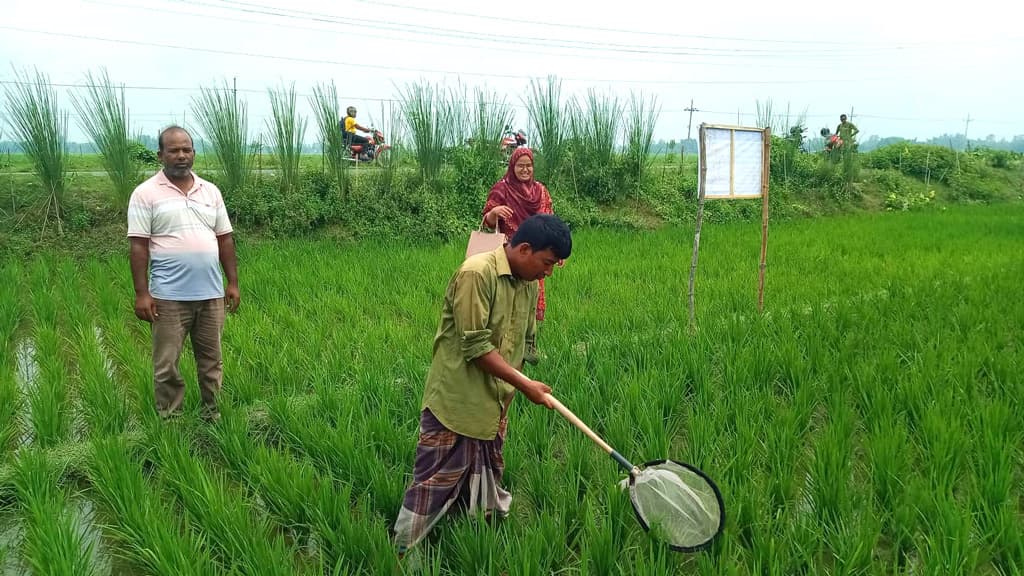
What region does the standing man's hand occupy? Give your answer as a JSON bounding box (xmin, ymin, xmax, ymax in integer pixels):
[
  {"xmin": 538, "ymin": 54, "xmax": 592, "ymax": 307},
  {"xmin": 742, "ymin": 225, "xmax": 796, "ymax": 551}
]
[
  {"xmin": 225, "ymin": 283, "xmax": 241, "ymax": 313},
  {"xmin": 521, "ymin": 378, "xmax": 553, "ymax": 409},
  {"xmin": 134, "ymin": 292, "xmax": 158, "ymax": 322}
]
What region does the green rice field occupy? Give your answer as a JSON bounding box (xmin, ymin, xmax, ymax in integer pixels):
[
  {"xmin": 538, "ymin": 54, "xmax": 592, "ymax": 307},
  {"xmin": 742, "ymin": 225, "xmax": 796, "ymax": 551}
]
[{"xmin": 0, "ymin": 204, "xmax": 1021, "ymax": 575}]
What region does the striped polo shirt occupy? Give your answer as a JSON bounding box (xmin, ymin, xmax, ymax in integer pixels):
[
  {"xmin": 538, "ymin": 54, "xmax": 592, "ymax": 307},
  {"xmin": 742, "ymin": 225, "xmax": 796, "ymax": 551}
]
[{"xmin": 127, "ymin": 170, "xmax": 233, "ymax": 301}]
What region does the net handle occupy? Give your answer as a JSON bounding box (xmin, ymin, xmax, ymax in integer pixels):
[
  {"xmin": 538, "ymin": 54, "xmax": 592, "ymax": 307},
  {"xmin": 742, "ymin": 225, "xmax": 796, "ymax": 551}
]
[
  {"xmin": 547, "ymin": 394, "xmax": 636, "ymax": 473},
  {"xmin": 513, "ymin": 370, "xmax": 636, "ymax": 473}
]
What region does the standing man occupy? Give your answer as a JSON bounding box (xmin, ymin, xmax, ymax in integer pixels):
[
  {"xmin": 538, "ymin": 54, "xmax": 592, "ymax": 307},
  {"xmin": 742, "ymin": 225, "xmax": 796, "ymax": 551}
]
[
  {"xmin": 127, "ymin": 125, "xmax": 240, "ymax": 422},
  {"xmin": 393, "ymin": 214, "xmax": 573, "ymax": 556},
  {"xmin": 836, "ymin": 114, "xmax": 859, "ymax": 147}
]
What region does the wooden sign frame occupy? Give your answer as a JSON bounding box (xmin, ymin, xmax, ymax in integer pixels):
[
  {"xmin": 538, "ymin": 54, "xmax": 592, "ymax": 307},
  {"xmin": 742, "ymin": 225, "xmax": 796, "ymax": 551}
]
[{"xmin": 688, "ymin": 123, "xmax": 772, "ymax": 330}]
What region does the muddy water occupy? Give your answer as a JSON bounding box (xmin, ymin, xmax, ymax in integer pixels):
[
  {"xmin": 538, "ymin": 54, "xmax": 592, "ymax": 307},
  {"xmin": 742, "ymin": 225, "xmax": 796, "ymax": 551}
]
[
  {"xmin": 13, "ymin": 339, "xmax": 35, "ymax": 448},
  {"xmin": 71, "ymin": 496, "xmax": 137, "ymax": 576}
]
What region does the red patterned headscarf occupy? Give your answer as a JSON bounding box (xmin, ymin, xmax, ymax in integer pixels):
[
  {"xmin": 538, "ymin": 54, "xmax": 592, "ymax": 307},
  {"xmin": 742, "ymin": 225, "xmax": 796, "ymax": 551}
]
[{"xmin": 483, "ymin": 147, "xmax": 551, "ymax": 234}]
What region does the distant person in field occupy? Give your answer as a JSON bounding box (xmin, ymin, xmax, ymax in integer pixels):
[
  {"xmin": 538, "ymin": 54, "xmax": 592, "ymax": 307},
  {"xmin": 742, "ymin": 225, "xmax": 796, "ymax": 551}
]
[
  {"xmin": 127, "ymin": 125, "xmax": 240, "ymax": 423},
  {"xmin": 836, "ymin": 114, "xmax": 859, "ymax": 147},
  {"xmin": 392, "ymin": 214, "xmax": 572, "ymax": 556},
  {"xmin": 341, "ymin": 105, "xmax": 374, "ymax": 161},
  {"xmin": 822, "ymin": 127, "xmax": 843, "ymax": 152},
  {"xmin": 481, "ymin": 147, "xmax": 558, "ymax": 359}
]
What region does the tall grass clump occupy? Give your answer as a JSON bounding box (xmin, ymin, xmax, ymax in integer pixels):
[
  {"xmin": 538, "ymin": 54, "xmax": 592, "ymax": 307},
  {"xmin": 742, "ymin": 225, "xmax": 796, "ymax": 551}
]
[
  {"xmin": 570, "ymin": 89, "xmax": 620, "ymax": 170},
  {"xmin": 69, "ymin": 68, "xmax": 142, "ymax": 207},
  {"xmin": 13, "ymin": 450, "xmax": 97, "ymax": 575},
  {"xmin": 447, "ymin": 87, "xmax": 512, "ymax": 209},
  {"xmin": 524, "ymin": 75, "xmax": 567, "ymax": 182},
  {"xmin": 755, "ymin": 98, "xmax": 804, "ymax": 136},
  {"xmin": 399, "ymin": 80, "xmax": 460, "ymax": 182},
  {"xmin": 267, "ymin": 82, "xmax": 307, "ymax": 195},
  {"xmin": 2, "ymin": 66, "xmax": 69, "ymax": 235},
  {"xmin": 191, "ymin": 79, "xmax": 254, "ymax": 194},
  {"xmin": 309, "ymin": 80, "xmax": 350, "ymax": 197},
  {"xmin": 470, "ymin": 87, "xmax": 513, "ymax": 153},
  {"xmin": 565, "ymin": 89, "xmax": 621, "ymax": 202},
  {"xmin": 89, "ymin": 438, "xmax": 219, "ymax": 576},
  {"xmin": 624, "ymin": 92, "xmax": 660, "ymax": 191}
]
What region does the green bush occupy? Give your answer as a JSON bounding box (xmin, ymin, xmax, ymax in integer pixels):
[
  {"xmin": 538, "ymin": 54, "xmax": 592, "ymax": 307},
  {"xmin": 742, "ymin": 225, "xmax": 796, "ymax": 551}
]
[
  {"xmin": 866, "ymin": 143, "xmax": 964, "ymax": 182},
  {"xmin": 970, "ymin": 148, "xmax": 1020, "ymax": 170},
  {"xmin": 129, "ymin": 141, "xmax": 159, "ymax": 167}
]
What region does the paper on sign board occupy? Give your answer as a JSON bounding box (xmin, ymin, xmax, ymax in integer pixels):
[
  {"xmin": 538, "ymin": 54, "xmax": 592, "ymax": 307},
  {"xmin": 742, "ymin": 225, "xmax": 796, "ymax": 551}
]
[{"xmin": 702, "ymin": 127, "xmax": 764, "ymax": 199}]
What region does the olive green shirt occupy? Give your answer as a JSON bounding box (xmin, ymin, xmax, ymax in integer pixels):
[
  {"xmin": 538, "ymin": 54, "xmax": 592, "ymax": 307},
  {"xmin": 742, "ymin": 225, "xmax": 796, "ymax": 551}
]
[
  {"xmin": 837, "ymin": 121, "xmax": 859, "ymax": 141},
  {"xmin": 421, "ymin": 246, "xmax": 538, "ymax": 440}
]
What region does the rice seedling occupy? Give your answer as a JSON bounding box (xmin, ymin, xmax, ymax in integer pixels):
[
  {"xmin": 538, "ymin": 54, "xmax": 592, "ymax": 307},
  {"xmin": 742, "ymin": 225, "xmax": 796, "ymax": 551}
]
[
  {"xmin": 88, "ymin": 438, "xmax": 218, "ymax": 576},
  {"xmin": 2, "ymin": 66, "xmax": 68, "ymax": 235},
  {"xmin": 919, "ymin": 491, "xmax": 978, "ymax": 575},
  {"xmin": 12, "ymin": 450, "xmax": 96, "ymax": 575},
  {"xmin": 0, "ymin": 261, "xmax": 22, "ymax": 455},
  {"xmin": 211, "ymin": 408, "xmax": 317, "ymax": 531},
  {"xmin": 191, "ymin": 78, "xmax": 254, "ymax": 194},
  {"xmin": 151, "ymin": 424, "xmax": 299, "ymax": 576},
  {"xmin": 0, "ymin": 204, "xmax": 1021, "ymax": 574},
  {"xmin": 807, "ymin": 396, "xmax": 855, "ymax": 531},
  {"xmin": 267, "ymin": 82, "xmax": 307, "ymax": 196},
  {"xmin": 27, "ymin": 258, "xmax": 71, "ymax": 448},
  {"xmin": 68, "ymin": 68, "xmax": 142, "ymax": 207},
  {"xmin": 55, "ymin": 259, "xmax": 127, "ymax": 439},
  {"xmin": 968, "ymin": 397, "xmax": 1023, "ymax": 571}
]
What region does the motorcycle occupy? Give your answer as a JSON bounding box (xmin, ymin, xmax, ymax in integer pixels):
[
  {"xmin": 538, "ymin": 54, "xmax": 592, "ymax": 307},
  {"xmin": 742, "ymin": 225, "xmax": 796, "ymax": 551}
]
[
  {"xmin": 345, "ymin": 127, "xmax": 391, "ymax": 163},
  {"xmin": 500, "ymin": 125, "xmax": 527, "ymax": 162},
  {"xmin": 820, "ymin": 127, "xmax": 843, "ymax": 152}
]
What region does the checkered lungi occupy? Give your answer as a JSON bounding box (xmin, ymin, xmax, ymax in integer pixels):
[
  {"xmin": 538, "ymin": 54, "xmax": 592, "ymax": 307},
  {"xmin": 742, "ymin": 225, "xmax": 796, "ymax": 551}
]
[{"xmin": 393, "ymin": 408, "xmax": 511, "ymax": 552}]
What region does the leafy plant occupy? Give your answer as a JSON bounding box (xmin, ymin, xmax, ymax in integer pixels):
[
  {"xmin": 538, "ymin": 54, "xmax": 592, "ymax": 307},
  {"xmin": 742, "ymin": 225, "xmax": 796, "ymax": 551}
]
[
  {"xmin": 3, "ymin": 66, "xmax": 69, "ymax": 235},
  {"xmin": 69, "ymin": 68, "xmax": 143, "ymax": 207},
  {"xmin": 192, "ymin": 79, "xmax": 254, "ymax": 194}
]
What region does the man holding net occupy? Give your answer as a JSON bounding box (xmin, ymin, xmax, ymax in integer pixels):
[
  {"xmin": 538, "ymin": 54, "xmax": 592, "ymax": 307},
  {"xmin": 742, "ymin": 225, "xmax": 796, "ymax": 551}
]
[{"xmin": 393, "ymin": 214, "xmax": 573, "ymax": 555}]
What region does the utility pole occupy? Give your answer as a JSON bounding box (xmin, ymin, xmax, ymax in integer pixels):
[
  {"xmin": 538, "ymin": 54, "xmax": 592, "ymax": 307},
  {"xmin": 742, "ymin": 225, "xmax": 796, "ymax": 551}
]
[
  {"xmin": 685, "ymin": 99, "xmax": 698, "ymax": 141},
  {"xmin": 684, "ymin": 99, "xmax": 698, "ymax": 160},
  {"xmin": 964, "ymin": 113, "xmax": 972, "ymax": 151}
]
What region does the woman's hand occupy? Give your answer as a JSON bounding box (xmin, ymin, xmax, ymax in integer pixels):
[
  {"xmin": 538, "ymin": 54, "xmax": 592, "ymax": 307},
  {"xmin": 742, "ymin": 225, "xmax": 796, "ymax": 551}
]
[{"xmin": 488, "ymin": 205, "xmax": 513, "ymax": 226}]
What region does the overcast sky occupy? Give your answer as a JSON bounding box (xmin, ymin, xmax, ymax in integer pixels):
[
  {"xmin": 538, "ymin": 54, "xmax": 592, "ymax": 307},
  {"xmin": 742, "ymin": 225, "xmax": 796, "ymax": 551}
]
[{"xmin": 2, "ymin": 0, "xmax": 1021, "ymax": 145}]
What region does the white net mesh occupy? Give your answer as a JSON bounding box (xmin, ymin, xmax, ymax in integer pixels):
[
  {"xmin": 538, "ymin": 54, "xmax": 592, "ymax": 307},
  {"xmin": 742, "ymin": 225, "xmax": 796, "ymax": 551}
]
[{"xmin": 630, "ymin": 461, "xmax": 722, "ymax": 548}]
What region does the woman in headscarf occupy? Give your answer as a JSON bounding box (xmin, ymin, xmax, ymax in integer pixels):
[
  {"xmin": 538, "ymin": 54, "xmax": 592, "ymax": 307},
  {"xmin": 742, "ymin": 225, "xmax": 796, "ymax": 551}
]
[{"xmin": 482, "ymin": 148, "xmax": 556, "ymax": 333}]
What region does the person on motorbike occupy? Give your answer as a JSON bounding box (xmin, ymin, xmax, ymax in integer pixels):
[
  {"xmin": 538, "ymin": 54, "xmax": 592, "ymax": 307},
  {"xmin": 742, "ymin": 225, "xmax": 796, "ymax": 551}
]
[{"xmin": 341, "ymin": 106, "xmax": 374, "ymax": 161}]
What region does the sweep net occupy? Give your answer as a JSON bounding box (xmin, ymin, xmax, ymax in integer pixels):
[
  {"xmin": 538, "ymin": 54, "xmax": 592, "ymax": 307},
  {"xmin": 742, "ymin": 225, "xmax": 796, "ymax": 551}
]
[{"xmin": 628, "ymin": 461, "xmax": 723, "ymax": 550}]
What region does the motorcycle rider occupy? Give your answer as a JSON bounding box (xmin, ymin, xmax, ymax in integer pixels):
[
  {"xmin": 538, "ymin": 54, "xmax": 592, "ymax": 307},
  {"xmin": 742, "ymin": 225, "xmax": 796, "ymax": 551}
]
[{"xmin": 341, "ymin": 106, "xmax": 374, "ymax": 161}]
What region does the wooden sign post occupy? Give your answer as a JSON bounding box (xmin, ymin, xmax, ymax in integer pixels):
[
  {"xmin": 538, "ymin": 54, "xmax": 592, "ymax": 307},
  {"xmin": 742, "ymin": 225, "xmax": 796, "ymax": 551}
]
[{"xmin": 688, "ymin": 123, "xmax": 772, "ymax": 331}]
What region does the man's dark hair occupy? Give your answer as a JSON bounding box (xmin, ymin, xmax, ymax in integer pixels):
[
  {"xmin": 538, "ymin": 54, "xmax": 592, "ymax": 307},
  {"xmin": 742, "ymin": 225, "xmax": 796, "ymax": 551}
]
[
  {"xmin": 158, "ymin": 125, "xmax": 193, "ymax": 151},
  {"xmin": 510, "ymin": 214, "xmax": 572, "ymax": 260}
]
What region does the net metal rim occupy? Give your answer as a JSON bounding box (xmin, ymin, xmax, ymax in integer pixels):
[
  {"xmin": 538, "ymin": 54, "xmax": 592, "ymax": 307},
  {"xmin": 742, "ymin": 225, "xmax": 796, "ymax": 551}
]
[{"xmin": 627, "ymin": 459, "xmax": 726, "ymax": 553}]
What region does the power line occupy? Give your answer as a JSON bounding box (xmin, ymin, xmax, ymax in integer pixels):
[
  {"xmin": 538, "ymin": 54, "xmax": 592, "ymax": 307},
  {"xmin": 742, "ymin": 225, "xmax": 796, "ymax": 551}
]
[
  {"xmin": 347, "ymin": 0, "xmax": 971, "ymax": 48},
  {"xmin": 83, "ymin": 0, "xmax": 886, "ymax": 71},
  {"xmin": 183, "ymin": 0, "xmax": 928, "ymax": 58},
  {"xmin": 1, "ymin": 80, "xmax": 1015, "ymax": 126},
  {"xmin": 1, "ymin": 26, "xmax": 904, "ymax": 86}
]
